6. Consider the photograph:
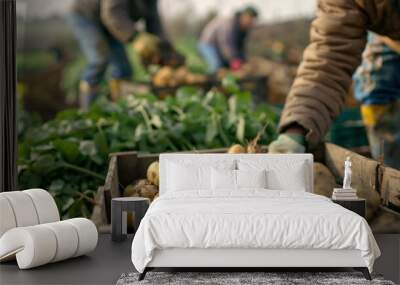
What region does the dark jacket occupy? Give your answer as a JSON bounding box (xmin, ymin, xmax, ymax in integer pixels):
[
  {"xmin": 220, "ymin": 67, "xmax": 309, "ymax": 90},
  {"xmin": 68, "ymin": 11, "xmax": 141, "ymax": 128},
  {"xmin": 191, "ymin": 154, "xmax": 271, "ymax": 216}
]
[
  {"xmin": 200, "ymin": 15, "xmax": 247, "ymax": 63},
  {"xmin": 279, "ymin": 0, "xmax": 400, "ymax": 146},
  {"xmin": 70, "ymin": 0, "xmax": 164, "ymax": 43}
]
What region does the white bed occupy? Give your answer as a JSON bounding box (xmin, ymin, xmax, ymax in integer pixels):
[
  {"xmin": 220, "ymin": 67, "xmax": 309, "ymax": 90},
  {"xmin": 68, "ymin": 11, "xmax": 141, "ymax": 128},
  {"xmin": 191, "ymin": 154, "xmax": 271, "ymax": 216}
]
[{"xmin": 131, "ymin": 154, "xmax": 380, "ymax": 280}]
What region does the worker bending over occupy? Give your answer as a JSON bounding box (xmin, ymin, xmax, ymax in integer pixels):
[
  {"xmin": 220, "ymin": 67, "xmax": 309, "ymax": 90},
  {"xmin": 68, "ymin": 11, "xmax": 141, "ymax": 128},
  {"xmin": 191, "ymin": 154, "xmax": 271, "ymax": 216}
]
[
  {"xmin": 67, "ymin": 0, "xmax": 177, "ymax": 108},
  {"xmin": 198, "ymin": 6, "xmax": 258, "ymax": 74}
]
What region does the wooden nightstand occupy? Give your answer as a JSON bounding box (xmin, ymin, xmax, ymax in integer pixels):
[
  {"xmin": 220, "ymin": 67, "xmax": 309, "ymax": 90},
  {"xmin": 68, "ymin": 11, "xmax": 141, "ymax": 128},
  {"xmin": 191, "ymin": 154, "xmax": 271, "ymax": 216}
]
[{"xmin": 332, "ymin": 198, "xmax": 366, "ymax": 218}]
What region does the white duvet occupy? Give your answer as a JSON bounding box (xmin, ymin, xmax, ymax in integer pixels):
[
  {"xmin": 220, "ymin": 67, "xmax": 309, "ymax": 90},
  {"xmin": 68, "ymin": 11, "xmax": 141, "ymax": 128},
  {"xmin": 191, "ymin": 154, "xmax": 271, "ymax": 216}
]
[{"xmin": 131, "ymin": 190, "xmax": 380, "ymax": 273}]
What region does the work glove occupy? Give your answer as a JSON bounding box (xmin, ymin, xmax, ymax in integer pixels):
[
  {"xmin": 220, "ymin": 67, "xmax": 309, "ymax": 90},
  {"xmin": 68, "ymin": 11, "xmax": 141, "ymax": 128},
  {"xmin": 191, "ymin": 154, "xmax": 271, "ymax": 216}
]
[
  {"xmin": 268, "ymin": 133, "xmax": 306, "ymax": 154},
  {"xmin": 229, "ymin": 58, "xmax": 242, "ymax": 71}
]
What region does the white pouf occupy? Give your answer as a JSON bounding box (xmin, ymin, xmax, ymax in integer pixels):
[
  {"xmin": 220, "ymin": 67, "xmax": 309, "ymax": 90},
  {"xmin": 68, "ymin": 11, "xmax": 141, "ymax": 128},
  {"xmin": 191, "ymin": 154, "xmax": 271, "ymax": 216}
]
[
  {"xmin": 0, "ymin": 219, "xmax": 98, "ymax": 269},
  {"xmin": 1, "ymin": 191, "xmax": 39, "ymax": 227},
  {"xmin": 24, "ymin": 189, "xmax": 60, "ymax": 223},
  {"xmin": 0, "ymin": 189, "xmax": 98, "ymax": 269},
  {"xmin": 0, "ymin": 196, "xmax": 17, "ymax": 237},
  {"xmin": 66, "ymin": 218, "xmax": 98, "ymax": 257}
]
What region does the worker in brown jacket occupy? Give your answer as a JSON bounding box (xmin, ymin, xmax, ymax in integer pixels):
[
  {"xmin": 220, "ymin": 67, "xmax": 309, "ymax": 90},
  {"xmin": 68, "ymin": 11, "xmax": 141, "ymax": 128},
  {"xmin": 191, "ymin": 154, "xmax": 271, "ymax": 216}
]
[{"xmin": 269, "ymin": 0, "xmax": 400, "ymax": 161}]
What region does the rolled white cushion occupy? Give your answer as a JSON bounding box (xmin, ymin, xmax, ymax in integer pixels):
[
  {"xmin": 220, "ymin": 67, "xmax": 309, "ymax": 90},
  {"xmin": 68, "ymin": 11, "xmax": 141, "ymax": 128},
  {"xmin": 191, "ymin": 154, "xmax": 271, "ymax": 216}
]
[
  {"xmin": 65, "ymin": 218, "xmax": 98, "ymax": 257},
  {"xmin": 0, "ymin": 191, "xmax": 39, "ymax": 227},
  {"xmin": 42, "ymin": 221, "xmax": 79, "ymax": 262},
  {"xmin": 0, "ymin": 196, "xmax": 17, "ymax": 237},
  {"xmin": 0, "ymin": 219, "xmax": 98, "ymax": 269},
  {"xmin": 23, "ymin": 189, "xmax": 60, "ymax": 224},
  {"xmin": 0, "ymin": 226, "xmax": 57, "ymax": 269}
]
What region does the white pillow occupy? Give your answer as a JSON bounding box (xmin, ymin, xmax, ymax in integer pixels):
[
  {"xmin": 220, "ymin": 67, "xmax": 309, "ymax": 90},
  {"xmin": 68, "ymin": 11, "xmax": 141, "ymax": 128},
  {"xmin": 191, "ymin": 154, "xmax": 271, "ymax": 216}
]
[
  {"xmin": 238, "ymin": 159, "xmax": 308, "ymax": 191},
  {"xmin": 236, "ymin": 169, "xmax": 267, "ymax": 189},
  {"xmin": 167, "ymin": 162, "xmax": 211, "ymax": 191},
  {"xmin": 211, "ymin": 168, "xmax": 236, "ymax": 190},
  {"xmin": 166, "ymin": 160, "xmax": 236, "ymax": 192},
  {"xmin": 211, "ymin": 168, "xmax": 267, "ymax": 191}
]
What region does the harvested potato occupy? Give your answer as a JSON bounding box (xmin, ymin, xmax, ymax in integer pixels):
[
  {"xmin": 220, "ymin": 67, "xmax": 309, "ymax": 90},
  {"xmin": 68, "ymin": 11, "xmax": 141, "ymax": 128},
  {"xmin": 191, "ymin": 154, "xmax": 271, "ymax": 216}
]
[
  {"xmin": 185, "ymin": 73, "xmax": 207, "ymax": 84},
  {"xmin": 246, "ymin": 124, "xmax": 266, "ymax": 154},
  {"xmin": 125, "ymin": 179, "xmax": 159, "ymax": 201},
  {"xmin": 139, "ymin": 184, "xmax": 159, "ymax": 201},
  {"xmin": 124, "ymin": 184, "xmax": 140, "ymax": 197},
  {"xmin": 228, "ymin": 144, "xmax": 246, "ymax": 154},
  {"xmin": 216, "ymin": 68, "xmax": 229, "ymax": 80},
  {"xmin": 246, "ymin": 144, "xmax": 261, "ymax": 154},
  {"xmin": 153, "ymin": 66, "xmax": 174, "ymax": 87},
  {"xmin": 313, "ymin": 163, "xmax": 337, "ymax": 198},
  {"xmin": 174, "ymin": 66, "xmax": 189, "ymax": 85},
  {"xmin": 147, "ymin": 161, "xmax": 160, "ymax": 186}
]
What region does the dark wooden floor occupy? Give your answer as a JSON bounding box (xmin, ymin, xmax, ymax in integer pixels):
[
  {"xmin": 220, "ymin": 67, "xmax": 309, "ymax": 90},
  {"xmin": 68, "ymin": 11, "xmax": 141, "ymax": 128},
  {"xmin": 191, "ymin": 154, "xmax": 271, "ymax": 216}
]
[
  {"xmin": 0, "ymin": 234, "xmax": 134, "ymax": 285},
  {"xmin": 0, "ymin": 234, "xmax": 398, "ymax": 285}
]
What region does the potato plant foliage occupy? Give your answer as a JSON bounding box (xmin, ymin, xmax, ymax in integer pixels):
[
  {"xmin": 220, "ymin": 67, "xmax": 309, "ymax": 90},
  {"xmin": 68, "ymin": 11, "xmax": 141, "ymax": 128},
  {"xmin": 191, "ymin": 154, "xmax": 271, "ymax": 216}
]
[{"xmin": 18, "ymin": 81, "xmax": 278, "ymax": 218}]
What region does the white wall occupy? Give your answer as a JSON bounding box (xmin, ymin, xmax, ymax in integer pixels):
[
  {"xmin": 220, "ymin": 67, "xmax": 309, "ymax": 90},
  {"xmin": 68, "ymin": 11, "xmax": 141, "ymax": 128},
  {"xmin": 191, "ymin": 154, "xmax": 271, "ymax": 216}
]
[
  {"xmin": 159, "ymin": 0, "xmax": 317, "ymax": 23},
  {"xmin": 18, "ymin": 0, "xmax": 317, "ymax": 23}
]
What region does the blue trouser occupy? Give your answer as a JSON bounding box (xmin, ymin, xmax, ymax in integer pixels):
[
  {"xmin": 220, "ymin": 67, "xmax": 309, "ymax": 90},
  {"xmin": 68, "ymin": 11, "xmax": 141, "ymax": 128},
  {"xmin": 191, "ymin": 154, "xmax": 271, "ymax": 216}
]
[
  {"xmin": 66, "ymin": 13, "xmax": 132, "ymax": 86},
  {"xmin": 353, "ymin": 33, "xmax": 400, "ymax": 169},
  {"xmin": 353, "ymin": 33, "xmax": 400, "ymax": 105},
  {"xmin": 197, "ymin": 43, "xmax": 224, "ymax": 74}
]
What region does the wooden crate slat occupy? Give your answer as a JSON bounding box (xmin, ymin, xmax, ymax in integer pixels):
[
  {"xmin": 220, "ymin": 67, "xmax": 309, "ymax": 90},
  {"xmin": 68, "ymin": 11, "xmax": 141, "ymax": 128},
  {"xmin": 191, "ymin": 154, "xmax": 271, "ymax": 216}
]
[
  {"xmin": 324, "ymin": 143, "xmax": 381, "ymax": 220},
  {"xmin": 379, "ymin": 165, "xmax": 400, "ymax": 209}
]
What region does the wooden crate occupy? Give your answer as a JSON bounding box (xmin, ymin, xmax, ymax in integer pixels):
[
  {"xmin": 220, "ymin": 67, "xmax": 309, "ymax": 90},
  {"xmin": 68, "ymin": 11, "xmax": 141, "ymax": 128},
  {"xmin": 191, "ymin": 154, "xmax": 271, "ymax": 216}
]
[
  {"xmin": 91, "ymin": 143, "xmax": 400, "ymax": 233},
  {"xmin": 379, "ymin": 165, "xmax": 400, "ymax": 210},
  {"xmin": 323, "ymin": 143, "xmax": 400, "ymax": 232}
]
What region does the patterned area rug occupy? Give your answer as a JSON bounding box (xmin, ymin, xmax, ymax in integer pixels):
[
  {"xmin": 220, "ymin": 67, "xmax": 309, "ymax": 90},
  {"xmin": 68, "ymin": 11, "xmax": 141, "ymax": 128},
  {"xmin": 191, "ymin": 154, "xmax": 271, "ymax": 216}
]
[{"xmin": 116, "ymin": 272, "xmax": 395, "ymax": 285}]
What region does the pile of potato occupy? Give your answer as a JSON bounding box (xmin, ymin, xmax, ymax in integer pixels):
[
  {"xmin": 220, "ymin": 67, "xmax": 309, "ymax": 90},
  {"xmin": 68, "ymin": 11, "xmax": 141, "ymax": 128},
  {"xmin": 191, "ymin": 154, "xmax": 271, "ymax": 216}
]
[
  {"xmin": 152, "ymin": 66, "xmax": 207, "ymax": 88},
  {"xmin": 123, "ymin": 161, "xmax": 160, "ymax": 202}
]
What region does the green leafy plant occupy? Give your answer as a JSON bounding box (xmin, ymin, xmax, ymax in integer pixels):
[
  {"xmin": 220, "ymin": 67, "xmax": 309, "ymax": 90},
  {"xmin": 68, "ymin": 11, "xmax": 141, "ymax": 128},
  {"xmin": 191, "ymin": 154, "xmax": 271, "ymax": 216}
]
[{"xmin": 18, "ymin": 82, "xmax": 278, "ymax": 218}]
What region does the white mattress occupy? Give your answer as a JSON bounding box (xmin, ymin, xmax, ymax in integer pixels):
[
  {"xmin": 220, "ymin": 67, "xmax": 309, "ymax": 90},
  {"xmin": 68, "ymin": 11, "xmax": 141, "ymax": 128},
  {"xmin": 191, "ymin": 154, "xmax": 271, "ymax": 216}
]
[{"xmin": 131, "ymin": 190, "xmax": 380, "ymax": 273}]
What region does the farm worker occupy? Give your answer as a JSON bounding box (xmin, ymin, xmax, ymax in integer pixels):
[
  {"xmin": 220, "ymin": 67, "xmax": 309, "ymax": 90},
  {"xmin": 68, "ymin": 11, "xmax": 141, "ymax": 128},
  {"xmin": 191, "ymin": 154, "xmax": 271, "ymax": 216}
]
[
  {"xmin": 198, "ymin": 6, "xmax": 258, "ymax": 74},
  {"xmin": 268, "ymin": 0, "xmax": 400, "ymax": 168},
  {"xmin": 353, "ymin": 33, "xmax": 400, "ymax": 168},
  {"xmin": 67, "ymin": 0, "xmax": 174, "ymax": 108}
]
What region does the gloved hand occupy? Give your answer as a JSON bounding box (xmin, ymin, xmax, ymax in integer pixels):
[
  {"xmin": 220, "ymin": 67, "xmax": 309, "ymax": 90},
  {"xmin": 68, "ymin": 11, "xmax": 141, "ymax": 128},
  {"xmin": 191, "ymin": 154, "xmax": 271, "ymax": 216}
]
[
  {"xmin": 229, "ymin": 58, "xmax": 242, "ymax": 71},
  {"xmin": 268, "ymin": 133, "xmax": 306, "ymax": 153}
]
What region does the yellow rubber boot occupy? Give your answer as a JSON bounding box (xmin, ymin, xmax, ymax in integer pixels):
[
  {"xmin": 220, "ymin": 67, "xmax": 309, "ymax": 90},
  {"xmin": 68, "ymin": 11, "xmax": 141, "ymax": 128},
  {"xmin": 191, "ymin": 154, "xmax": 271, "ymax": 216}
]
[
  {"xmin": 79, "ymin": 81, "xmax": 99, "ymax": 110},
  {"xmin": 360, "ymin": 104, "xmax": 389, "ymax": 127},
  {"xmin": 360, "ymin": 104, "xmax": 390, "ymax": 160},
  {"xmin": 109, "ymin": 79, "xmax": 137, "ymax": 101},
  {"xmin": 109, "ymin": 79, "xmax": 122, "ymax": 102}
]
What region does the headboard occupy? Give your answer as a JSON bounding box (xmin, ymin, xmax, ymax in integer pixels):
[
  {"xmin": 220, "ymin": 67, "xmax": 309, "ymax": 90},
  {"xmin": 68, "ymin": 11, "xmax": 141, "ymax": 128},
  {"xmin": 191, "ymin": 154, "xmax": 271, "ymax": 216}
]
[{"xmin": 159, "ymin": 153, "xmax": 314, "ymax": 195}]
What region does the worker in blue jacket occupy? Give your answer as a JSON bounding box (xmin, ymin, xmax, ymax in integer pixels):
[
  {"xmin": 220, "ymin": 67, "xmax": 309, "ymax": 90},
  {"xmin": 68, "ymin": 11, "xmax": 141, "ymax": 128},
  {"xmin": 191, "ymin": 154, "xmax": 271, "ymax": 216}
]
[{"xmin": 353, "ymin": 33, "xmax": 400, "ymax": 169}]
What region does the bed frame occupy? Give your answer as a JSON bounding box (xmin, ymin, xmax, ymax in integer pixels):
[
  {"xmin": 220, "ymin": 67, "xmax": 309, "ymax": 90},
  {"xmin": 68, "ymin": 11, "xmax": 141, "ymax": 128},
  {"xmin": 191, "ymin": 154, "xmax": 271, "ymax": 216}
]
[
  {"xmin": 138, "ymin": 154, "xmax": 372, "ymax": 281},
  {"xmin": 139, "ymin": 248, "xmax": 371, "ymax": 280}
]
